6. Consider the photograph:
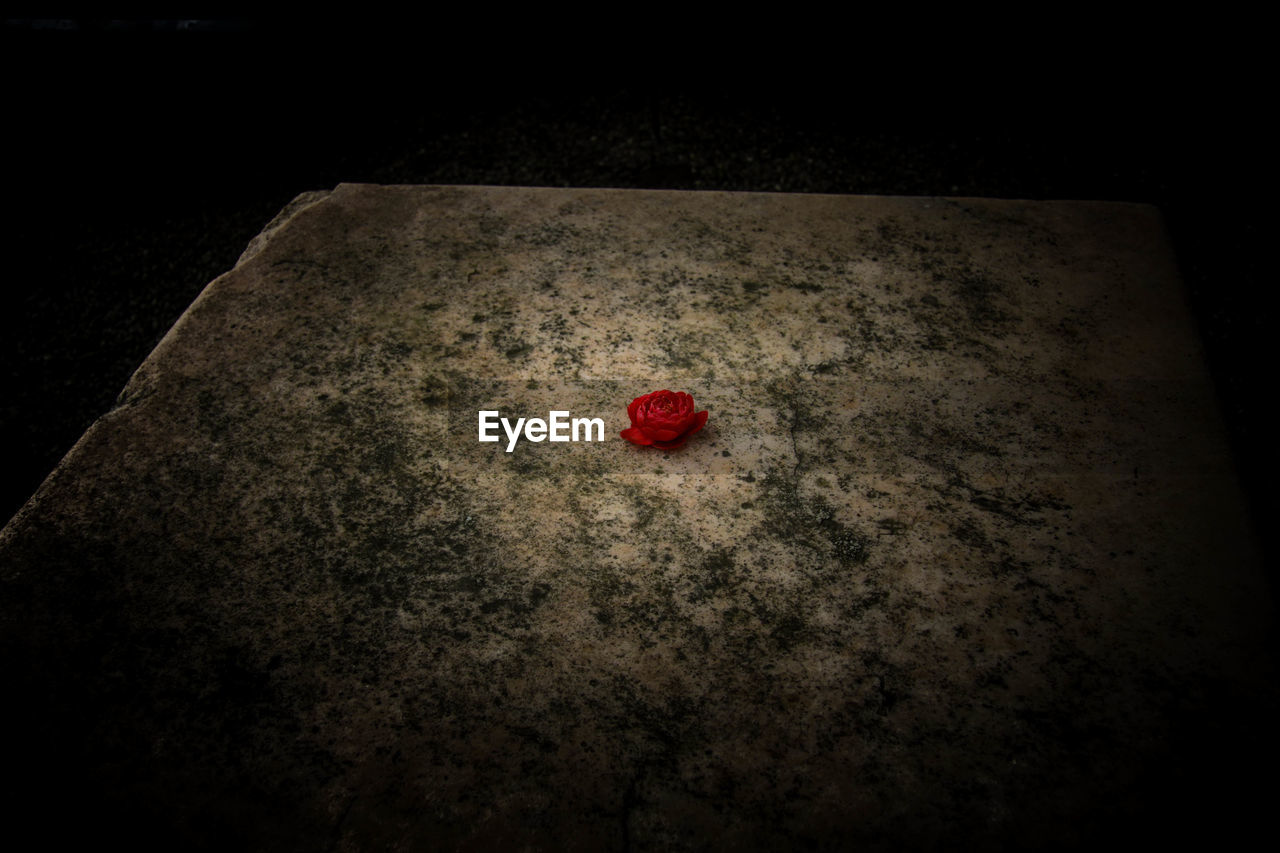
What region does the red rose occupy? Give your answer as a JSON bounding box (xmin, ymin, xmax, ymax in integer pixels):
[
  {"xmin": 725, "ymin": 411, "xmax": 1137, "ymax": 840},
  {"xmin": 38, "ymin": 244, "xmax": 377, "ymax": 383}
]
[{"xmin": 621, "ymin": 390, "xmax": 709, "ymax": 450}]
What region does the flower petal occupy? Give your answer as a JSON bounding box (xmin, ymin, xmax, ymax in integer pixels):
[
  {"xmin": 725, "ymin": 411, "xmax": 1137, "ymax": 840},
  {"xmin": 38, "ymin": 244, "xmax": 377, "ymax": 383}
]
[
  {"xmin": 628, "ymin": 393, "xmax": 651, "ymax": 424},
  {"xmin": 644, "ymin": 415, "xmax": 680, "ymax": 431},
  {"xmin": 643, "ymin": 425, "xmax": 683, "ymax": 443},
  {"xmin": 620, "ymin": 426, "xmax": 653, "ymax": 445}
]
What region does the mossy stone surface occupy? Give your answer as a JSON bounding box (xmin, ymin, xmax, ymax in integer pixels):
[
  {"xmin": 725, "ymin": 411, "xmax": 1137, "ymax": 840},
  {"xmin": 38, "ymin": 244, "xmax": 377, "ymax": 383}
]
[{"xmin": 1, "ymin": 185, "xmax": 1270, "ymax": 849}]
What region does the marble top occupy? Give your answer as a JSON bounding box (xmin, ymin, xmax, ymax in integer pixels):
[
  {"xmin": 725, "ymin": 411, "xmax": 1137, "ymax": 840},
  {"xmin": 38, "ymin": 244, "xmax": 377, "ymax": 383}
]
[{"xmin": 1, "ymin": 184, "xmax": 1270, "ymax": 849}]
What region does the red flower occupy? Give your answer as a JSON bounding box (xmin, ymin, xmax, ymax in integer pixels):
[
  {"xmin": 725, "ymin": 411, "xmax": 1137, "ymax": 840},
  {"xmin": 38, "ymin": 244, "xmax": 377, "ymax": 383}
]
[{"xmin": 621, "ymin": 390, "xmax": 709, "ymax": 450}]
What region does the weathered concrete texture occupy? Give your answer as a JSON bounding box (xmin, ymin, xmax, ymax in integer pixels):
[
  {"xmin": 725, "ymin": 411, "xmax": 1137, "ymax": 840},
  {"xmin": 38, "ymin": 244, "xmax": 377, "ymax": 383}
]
[{"xmin": 1, "ymin": 185, "xmax": 1272, "ymax": 849}]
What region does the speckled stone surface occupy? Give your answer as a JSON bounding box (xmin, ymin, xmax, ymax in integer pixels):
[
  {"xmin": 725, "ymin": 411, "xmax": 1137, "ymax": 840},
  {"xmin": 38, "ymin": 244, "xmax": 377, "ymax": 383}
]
[{"xmin": 1, "ymin": 185, "xmax": 1272, "ymax": 849}]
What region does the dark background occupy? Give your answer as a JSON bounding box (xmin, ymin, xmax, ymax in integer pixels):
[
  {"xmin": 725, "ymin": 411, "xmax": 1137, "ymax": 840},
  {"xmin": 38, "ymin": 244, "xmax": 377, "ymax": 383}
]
[
  {"xmin": 1, "ymin": 17, "xmax": 1276, "ymax": 848},
  {"xmin": 3, "ymin": 18, "xmax": 1272, "ymax": 592}
]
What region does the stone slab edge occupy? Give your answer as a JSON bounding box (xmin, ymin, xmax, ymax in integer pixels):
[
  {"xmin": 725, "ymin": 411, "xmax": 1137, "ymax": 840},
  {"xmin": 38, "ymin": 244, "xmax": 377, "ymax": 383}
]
[{"xmin": 1, "ymin": 188, "xmax": 333, "ymax": 547}]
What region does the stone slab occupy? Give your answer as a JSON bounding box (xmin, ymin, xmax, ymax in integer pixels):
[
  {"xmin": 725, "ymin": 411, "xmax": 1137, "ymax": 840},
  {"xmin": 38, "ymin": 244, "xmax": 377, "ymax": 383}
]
[{"xmin": 1, "ymin": 185, "xmax": 1272, "ymax": 849}]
